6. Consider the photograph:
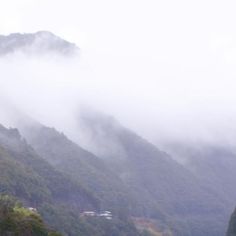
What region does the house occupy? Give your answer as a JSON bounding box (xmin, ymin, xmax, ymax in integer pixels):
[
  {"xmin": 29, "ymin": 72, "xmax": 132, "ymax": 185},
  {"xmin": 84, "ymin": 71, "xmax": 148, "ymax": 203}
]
[
  {"xmin": 81, "ymin": 211, "xmax": 96, "ymax": 217},
  {"xmin": 98, "ymin": 211, "xmax": 112, "ymax": 220},
  {"xmin": 80, "ymin": 210, "xmax": 113, "ymax": 220},
  {"xmin": 28, "ymin": 207, "xmax": 37, "ymax": 213}
]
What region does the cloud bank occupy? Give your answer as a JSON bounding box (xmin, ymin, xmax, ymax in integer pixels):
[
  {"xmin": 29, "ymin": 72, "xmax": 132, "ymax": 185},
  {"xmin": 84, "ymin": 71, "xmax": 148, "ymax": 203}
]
[{"xmin": 1, "ymin": 38, "xmax": 236, "ymax": 153}]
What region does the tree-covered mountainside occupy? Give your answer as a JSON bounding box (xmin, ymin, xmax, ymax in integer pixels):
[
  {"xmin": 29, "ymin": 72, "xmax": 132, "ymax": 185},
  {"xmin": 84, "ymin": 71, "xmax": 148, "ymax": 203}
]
[
  {"xmin": 21, "ymin": 122, "xmax": 168, "ymax": 220},
  {"xmin": 165, "ymin": 143, "xmax": 236, "ymax": 234},
  {"xmin": 0, "ymin": 124, "xmax": 153, "ymax": 236},
  {"xmin": 183, "ymin": 145, "xmax": 236, "ymax": 207},
  {"xmin": 166, "ymin": 143, "xmax": 236, "ymax": 205},
  {"xmin": 17, "ymin": 110, "xmax": 230, "ymax": 236},
  {"xmin": 0, "ymin": 194, "xmax": 62, "ymax": 236},
  {"xmin": 21, "ymin": 124, "xmax": 138, "ymax": 216},
  {"xmin": 227, "ymin": 208, "xmax": 236, "ymax": 236},
  {"xmin": 0, "ymin": 124, "xmax": 98, "ymax": 208},
  {"xmin": 0, "ymin": 194, "xmax": 150, "ymax": 236},
  {"xmin": 72, "ymin": 110, "xmax": 230, "ymax": 236},
  {"xmin": 0, "ymin": 124, "xmax": 98, "ymax": 235}
]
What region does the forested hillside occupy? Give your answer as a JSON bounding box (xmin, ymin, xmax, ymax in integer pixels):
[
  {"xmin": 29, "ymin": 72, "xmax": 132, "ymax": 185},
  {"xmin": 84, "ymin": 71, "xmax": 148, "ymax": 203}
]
[
  {"xmin": 21, "ymin": 124, "xmax": 136, "ymax": 215},
  {"xmin": 0, "ymin": 195, "xmax": 62, "ymax": 236},
  {"xmin": 73, "ymin": 110, "xmax": 231, "ymax": 236},
  {"xmin": 0, "ymin": 124, "xmax": 153, "ymax": 236},
  {"xmin": 16, "ymin": 110, "xmax": 230, "ymax": 236},
  {"xmin": 0, "ymin": 124, "xmax": 100, "ymax": 235}
]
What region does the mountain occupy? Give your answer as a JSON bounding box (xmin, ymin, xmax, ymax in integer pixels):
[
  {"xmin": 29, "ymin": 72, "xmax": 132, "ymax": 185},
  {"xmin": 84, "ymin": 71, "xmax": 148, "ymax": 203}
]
[
  {"xmin": 0, "ymin": 194, "xmax": 146, "ymax": 236},
  {"xmin": 0, "ymin": 31, "xmax": 235, "ymax": 236},
  {"xmin": 0, "ymin": 123, "xmax": 150, "ymax": 236},
  {"xmin": 0, "ymin": 31, "xmax": 78, "ymax": 56},
  {"xmin": 183, "ymin": 145, "xmax": 236, "ymax": 206},
  {"xmin": 0, "ymin": 124, "xmax": 97, "ymax": 209},
  {"xmin": 165, "ymin": 143, "xmax": 236, "ymax": 224},
  {"xmin": 16, "ymin": 119, "xmax": 170, "ymax": 234},
  {"xmin": 0, "ymin": 124, "xmax": 101, "ymax": 235},
  {"xmin": 73, "ymin": 110, "xmax": 230, "ymax": 236},
  {"xmin": 20, "ymin": 123, "xmax": 138, "ymax": 215},
  {"xmin": 9, "ymin": 107, "xmax": 231, "ymax": 235}
]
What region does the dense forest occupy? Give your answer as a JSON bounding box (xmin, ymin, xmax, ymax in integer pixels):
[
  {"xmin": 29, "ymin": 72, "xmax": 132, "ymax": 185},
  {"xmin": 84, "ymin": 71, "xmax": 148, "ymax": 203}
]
[{"xmin": 0, "ymin": 124, "xmax": 152, "ymax": 235}]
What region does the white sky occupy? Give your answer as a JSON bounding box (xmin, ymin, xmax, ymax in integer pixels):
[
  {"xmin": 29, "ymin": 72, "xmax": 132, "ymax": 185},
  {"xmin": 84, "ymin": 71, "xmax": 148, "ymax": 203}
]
[
  {"xmin": 1, "ymin": 0, "xmax": 236, "ymax": 145},
  {"xmin": 1, "ymin": 0, "xmax": 236, "ymax": 54}
]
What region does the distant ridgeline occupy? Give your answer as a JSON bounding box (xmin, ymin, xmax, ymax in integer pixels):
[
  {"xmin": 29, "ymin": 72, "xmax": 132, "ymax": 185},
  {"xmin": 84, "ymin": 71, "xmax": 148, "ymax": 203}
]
[{"xmin": 0, "ymin": 31, "xmax": 79, "ymax": 56}]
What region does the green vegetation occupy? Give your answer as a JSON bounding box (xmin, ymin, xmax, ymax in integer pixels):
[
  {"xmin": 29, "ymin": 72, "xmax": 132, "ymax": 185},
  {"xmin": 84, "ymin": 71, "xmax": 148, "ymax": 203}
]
[
  {"xmin": 0, "ymin": 125, "xmax": 152, "ymax": 236},
  {"xmin": 23, "ymin": 126, "xmax": 138, "ymax": 215},
  {"xmin": 68, "ymin": 112, "xmax": 230, "ymax": 236},
  {"xmin": 0, "ymin": 194, "xmax": 62, "ymax": 236},
  {"xmin": 0, "ymin": 112, "xmax": 234, "ymax": 236},
  {"xmin": 20, "ymin": 117, "xmax": 230, "ymax": 236},
  {"xmin": 0, "ymin": 194, "xmax": 149, "ymax": 236},
  {"xmin": 0, "ymin": 125, "xmax": 98, "ymax": 235}
]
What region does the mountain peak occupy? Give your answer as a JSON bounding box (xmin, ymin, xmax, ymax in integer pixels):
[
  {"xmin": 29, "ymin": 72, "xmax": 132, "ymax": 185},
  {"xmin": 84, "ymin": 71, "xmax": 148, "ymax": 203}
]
[{"xmin": 0, "ymin": 31, "xmax": 79, "ymax": 57}]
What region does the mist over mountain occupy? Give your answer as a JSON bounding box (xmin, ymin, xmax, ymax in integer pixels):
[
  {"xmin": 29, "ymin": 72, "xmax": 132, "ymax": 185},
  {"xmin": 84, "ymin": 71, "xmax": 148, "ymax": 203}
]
[
  {"xmin": 0, "ymin": 31, "xmax": 236, "ymax": 236},
  {"xmin": 74, "ymin": 109, "xmax": 233, "ymax": 235}
]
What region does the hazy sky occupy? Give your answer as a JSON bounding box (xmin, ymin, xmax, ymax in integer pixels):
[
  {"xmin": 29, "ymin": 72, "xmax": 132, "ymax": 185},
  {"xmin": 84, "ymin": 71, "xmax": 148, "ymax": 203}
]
[
  {"xmin": 1, "ymin": 0, "xmax": 236, "ymax": 55},
  {"xmin": 1, "ymin": 0, "xmax": 236, "ymax": 146}
]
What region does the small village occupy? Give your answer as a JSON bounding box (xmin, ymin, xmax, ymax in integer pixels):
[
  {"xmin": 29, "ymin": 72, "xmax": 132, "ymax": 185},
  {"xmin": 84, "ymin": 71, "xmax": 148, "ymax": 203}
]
[
  {"xmin": 28, "ymin": 207, "xmax": 113, "ymax": 220},
  {"xmin": 81, "ymin": 211, "xmax": 113, "ymax": 220},
  {"xmin": 28, "ymin": 206, "xmax": 112, "ymax": 220}
]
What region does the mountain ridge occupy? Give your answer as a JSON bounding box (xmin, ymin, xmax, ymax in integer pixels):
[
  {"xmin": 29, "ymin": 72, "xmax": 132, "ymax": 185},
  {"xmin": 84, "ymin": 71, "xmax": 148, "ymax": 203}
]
[{"xmin": 0, "ymin": 31, "xmax": 79, "ymax": 56}]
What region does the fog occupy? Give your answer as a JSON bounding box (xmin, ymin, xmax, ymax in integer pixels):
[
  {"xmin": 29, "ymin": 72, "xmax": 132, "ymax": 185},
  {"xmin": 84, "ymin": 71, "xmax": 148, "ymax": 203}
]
[
  {"xmin": 1, "ymin": 47, "xmax": 236, "ymax": 153},
  {"xmin": 1, "ymin": 0, "xmax": 236, "ymax": 152}
]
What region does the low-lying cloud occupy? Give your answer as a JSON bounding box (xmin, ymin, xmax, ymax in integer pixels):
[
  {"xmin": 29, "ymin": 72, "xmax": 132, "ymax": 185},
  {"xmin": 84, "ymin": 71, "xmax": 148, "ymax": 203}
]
[{"xmin": 1, "ymin": 40, "xmax": 236, "ymax": 153}]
